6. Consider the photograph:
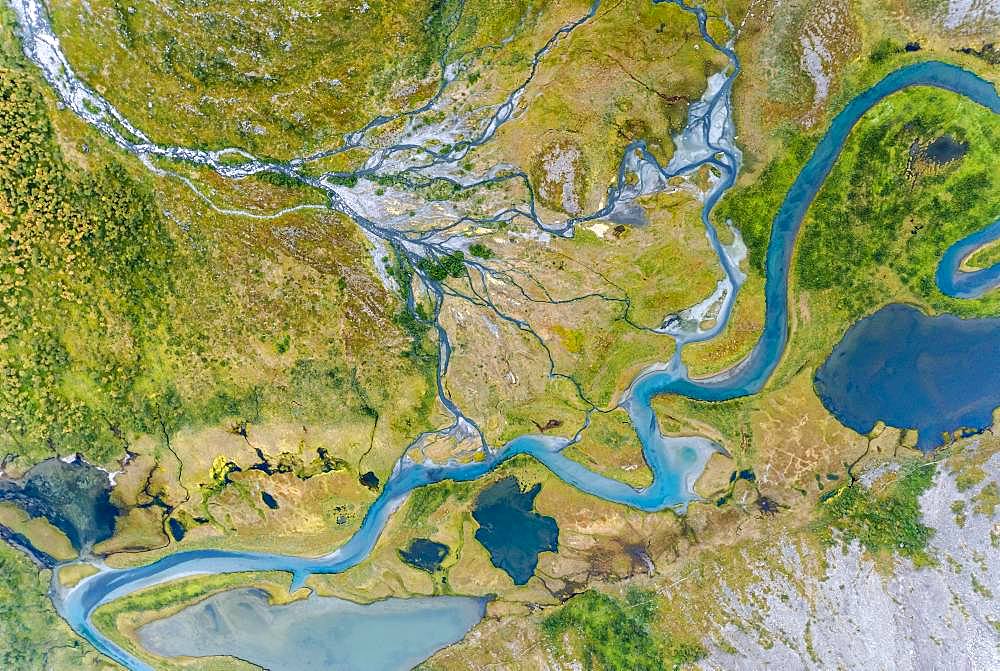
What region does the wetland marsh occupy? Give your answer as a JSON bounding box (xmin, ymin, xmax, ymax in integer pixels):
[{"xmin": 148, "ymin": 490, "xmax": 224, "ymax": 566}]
[{"xmin": 1, "ymin": 0, "xmax": 998, "ymax": 669}]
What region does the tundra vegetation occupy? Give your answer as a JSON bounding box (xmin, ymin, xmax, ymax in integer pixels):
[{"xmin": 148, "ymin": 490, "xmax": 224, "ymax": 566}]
[{"xmin": 0, "ymin": 0, "xmax": 998, "ymax": 668}]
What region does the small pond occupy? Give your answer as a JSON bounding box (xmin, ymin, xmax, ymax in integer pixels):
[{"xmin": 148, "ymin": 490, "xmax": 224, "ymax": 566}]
[
  {"xmin": 167, "ymin": 518, "xmax": 185, "ymax": 542},
  {"xmin": 815, "ymin": 303, "xmax": 1000, "ymax": 450},
  {"xmin": 472, "ymin": 476, "xmax": 558, "ymax": 585},
  {"xmin": 923, "ymin": 134, "xmax": 968, "ymax": 164},
  {"xmin": 261, "ymin": 491, "xmax": 279, "ymax": 509},
  {"xmin": 137, "ymin": 588, "xmax": 487, "ymax": 671}
]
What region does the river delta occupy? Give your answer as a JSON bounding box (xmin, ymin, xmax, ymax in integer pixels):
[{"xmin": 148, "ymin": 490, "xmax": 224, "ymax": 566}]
[{"xmin": 0, "ymin": 0, "xmax": 998, "ymax": 669}]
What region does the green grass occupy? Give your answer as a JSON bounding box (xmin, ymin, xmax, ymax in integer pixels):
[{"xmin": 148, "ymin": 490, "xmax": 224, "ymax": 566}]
[
  {"xmin": 719, "ymin": 86, "xmax": 999, "ymax": 321},
  {"xmin": 966, "ymin": 239, "xmax": 1000, "ymax": 270},
  {"xmin": 46, "ymin": 0, "xmax": 545, "ymax": 157},
  {"xmin": 814, "ymin": 461, "xmax": 936, "ymax": 563},
  {"xmin": 716, "ymin": 125, "xmax": 815, "ymax": 272},
  {"xmin": 419, "ymin": 251, "xmax": 467, "ymax": 281},
  {"xmin": 0, "ymin": 52, "xmax": 435, "ymax": 469},
  {"xmin": 0, "ymin": 545, "xmax": 117, "ymax": 669},
  {"xmin": 869, "ymin": 38, "xmax": 905, "ymax": 64},
  {"xmin": 468, "ymin": 243, "xmax": 495, "ymax": 259},
  {"xmin": 0, "ymin": 66, "xmax": 174, "ymax": 463},
  {"xmin": 404, "ymin": 480, "xmax": 474, "ymax": 527},
  {"xmin": 795, "ymin": 87, "xmax": 999, "ymax": 318},
  {"xmin": 542, "ymin": 588, "xmax": 706, "ymax": 671},
  {"xmin": 92, "ymin": 571, "xmax": 288, "ymax": 636}
]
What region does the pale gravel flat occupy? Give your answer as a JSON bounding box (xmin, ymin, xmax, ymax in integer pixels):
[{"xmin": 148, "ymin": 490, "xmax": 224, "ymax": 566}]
[{"xmin": 701, "ymin": 451, "xmax": 1000, "ymax": 670}]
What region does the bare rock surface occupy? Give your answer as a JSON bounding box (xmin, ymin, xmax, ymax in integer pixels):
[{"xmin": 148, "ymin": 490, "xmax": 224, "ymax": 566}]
[{"xmin": 702, "ymin": 451, "xmax": 1000, "ymax": 670}]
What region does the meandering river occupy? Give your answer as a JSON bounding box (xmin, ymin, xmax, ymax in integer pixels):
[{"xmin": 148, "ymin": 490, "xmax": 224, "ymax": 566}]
[
  {"xmin": 938, "ymin": 218, "xmax": 1000, "ymax": 298},
  {"xmin": 7, "ymin": 0, "xmax": 1000, "ymax": 668}
]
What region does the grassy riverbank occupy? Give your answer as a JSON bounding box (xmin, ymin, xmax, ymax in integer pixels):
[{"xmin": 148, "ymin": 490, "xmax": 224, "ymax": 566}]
[
  {"xmin": 966, "ymin": 238, "xmax": 1000, "ymax": 269},
  {"xmin": 685, "ymin": 79, "xmax": 998, "ymax": 380},
  {"xmin": 428, "ymin": 433, "xmax": 1000, "ymax": 670},
  {"xmin": 0, "ymin": 544, "xmax": 119, "ymax": 669},
  {"xmin": 682, "ymin": 0, "xmax": 1000, "ymax": 377},
  {"xmin": 91, "ymin": 572, "xmax": 296, "ymax": 671},
  {"xmin": 1, "ymin": 12, "xmax": 439, "ymax": 566}
]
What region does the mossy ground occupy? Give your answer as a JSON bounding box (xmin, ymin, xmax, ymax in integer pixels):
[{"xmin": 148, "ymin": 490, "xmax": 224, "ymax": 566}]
[
  {"xmin": 541, "ymin": 587, "xmax": 706, "ymax": 671},
  {"xmin": 0, "ymin": 543, "xmax": 119, "ymax": 670},
  {"xmin": 814, "ymin": 461, "xmax": 937, "ymax": 565},
  {"xmin": 47, "ymin": 0, "xmax": 478, "ymax": 157},
  {"xmin": 2, "ymin": 0, "xmax": 999, "ymax": 668}
]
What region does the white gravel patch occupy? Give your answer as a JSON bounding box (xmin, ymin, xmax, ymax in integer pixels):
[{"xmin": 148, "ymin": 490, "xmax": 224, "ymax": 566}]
[{"xmin": 701, "ymin": 452, "xmax": 1000, "ymax": 670}]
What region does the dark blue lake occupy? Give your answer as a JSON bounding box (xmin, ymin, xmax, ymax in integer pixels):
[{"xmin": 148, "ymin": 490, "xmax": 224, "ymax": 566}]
[
  {"xmin": 261, "ymin": 491, "xmax": 279, "ymax": 509},
  {"xmin": 472, "ymin": 477, "xmax": 558, "ymax": 585},
  {"xmin": 399, "ymin": 538, "xmax": 449, "ymax": 572},
  {"xmin": 0, "ymin": 457, "xmax": 118, "ymax": 552},
  {"xmin": 168, "ymin": 518, "xmax": 185, "ymax": 542},
  {"xmin": 815, "ymin": 303, "xmax": 1000, "ymax": 451}
]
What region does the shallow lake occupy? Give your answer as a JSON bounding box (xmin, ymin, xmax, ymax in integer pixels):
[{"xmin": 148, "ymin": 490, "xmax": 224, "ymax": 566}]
[
  {"xmin": 137, "ymin": 588, "xmax": 487, "ymax": 671},
  {"xmin": 815, "ymin": 303, "xmax": 1000, "ymax": 450}
]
